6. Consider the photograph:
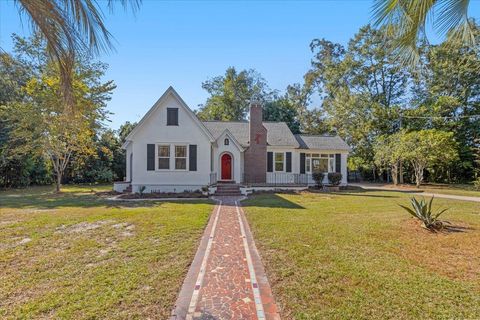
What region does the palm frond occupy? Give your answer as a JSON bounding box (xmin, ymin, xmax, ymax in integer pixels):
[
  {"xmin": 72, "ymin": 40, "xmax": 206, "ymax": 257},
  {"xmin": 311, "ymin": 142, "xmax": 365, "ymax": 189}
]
[
  {"xmin": 15, "ymin": 0, "xmax": 141, "ymax": 108},
  {"xmin": 371, "ymin": 0, "xmax": 475, "ymax": 66}
]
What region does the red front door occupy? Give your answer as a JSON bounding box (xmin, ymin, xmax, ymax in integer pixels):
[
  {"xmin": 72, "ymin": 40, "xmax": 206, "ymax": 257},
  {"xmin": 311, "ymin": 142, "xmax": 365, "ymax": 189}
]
[{"xmin": 221, "ymin": 154, "xmax": 232, "ymax": 180}]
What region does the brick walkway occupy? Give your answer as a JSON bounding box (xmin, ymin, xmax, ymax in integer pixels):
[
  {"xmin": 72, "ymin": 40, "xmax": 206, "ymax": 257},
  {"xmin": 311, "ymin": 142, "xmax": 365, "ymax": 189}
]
[{"xmin": 171, "ymin": 197, "xmax": 280, "ymax": 320}]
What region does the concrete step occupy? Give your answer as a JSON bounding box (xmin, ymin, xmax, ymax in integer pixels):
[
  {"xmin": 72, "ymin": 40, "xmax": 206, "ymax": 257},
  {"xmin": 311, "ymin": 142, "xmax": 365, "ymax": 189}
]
[{"xmin": 216, "ymin": 187, "xmax": 241, "ymax": 191}]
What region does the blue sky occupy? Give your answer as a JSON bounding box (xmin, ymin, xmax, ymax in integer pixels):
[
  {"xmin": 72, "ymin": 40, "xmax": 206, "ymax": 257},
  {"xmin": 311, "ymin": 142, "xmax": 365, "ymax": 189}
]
[{"xmin": 1, "ymin": 0, "xmax": 479, "ymax": 130}]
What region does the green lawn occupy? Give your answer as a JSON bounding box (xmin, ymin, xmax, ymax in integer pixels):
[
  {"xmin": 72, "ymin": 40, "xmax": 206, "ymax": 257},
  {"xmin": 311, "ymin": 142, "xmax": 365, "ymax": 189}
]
[
  {"xmin": 0, "ymin": 185, "xmax": 213, "ymax": 319},
  {"xmin": 243, "ymin": 191, "xmax": 480, "ymax": 319},
  {"xmin": 364, "ymin": 182, "xmax": 480, "ymax": 197},
  {"xmin": 419, "ymin": 184, "xmax": 480, "ymax": 197}
]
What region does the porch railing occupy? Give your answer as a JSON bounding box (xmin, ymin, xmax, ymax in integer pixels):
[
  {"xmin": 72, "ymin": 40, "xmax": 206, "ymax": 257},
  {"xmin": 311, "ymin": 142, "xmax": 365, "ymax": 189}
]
[{"xmin": 243, "ymin": 173, "xmax": 311, "ymax": 186}]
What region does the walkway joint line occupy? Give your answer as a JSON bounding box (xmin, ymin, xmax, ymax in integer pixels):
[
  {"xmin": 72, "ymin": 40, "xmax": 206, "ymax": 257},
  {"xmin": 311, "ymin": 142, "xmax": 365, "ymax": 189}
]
[{"xmin": 235, "ymin": 200, "xmax": 266, "ymax": 319}]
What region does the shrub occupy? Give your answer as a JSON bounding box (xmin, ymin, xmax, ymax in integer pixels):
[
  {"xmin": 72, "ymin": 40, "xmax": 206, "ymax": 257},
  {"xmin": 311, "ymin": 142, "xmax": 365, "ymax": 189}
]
[
  {"xmin": 327, "ymin": 172, "xmax": 342, "ymax": 186},
  {"xmin": 312, "ymin": 172, "xmax": 324, "ymax": 188},
  {"xmin": 138, "ymin": 185, "xmax": 146, "ymax": 197},
  {"xmin": 399, "ymin": 196, "xmax": 449, "ymax": 231}
]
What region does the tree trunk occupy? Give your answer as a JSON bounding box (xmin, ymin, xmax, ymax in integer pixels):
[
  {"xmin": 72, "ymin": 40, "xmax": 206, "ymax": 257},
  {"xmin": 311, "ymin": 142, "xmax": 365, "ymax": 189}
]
[
  {"xmin": 56, "ymin": 171, "xmax": 62, "ymax": 192},
  {"xmin": 414, "ymin": 164, "xmax": 424, "ymax": 188},
  {"xmin": 391, "ymin": 164, "xmax": 399, "ymax": 185},
  {"xmin": 399, "ymin": 161, "xmax": 404, "ymax": 184}
]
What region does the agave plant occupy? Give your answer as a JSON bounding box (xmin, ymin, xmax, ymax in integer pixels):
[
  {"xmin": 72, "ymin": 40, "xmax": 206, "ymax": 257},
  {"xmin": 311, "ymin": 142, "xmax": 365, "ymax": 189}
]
[{"xmin": 399, "ymin": 196, "xmax": 449, "ymax": 230}]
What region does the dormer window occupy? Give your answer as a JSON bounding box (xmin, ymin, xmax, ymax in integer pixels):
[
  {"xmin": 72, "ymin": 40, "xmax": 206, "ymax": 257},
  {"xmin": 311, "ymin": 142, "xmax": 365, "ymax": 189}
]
[
  {"xmin": 167, "ymin": 108, "xmax": 178, "ymax": 126},
  {"xmin": 224, "ymin": 138, "xmax": 229, "ymax": 145}
]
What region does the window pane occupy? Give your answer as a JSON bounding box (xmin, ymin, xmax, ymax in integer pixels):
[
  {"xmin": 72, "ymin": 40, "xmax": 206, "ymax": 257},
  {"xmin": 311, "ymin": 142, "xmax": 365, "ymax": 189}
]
[
  {"xmin": 306, "ymin": 159, "xmax": 311, "ymax": 172},
  {"xmin": 312, "ymin": 153, "xmax": 320, "ymax": 158},
  {"xmin": 319, "ymin": 159, "xmax": 328, "ymax": 172},
  {"xmin": 329, "ymin": 154, "xmax": 335, "ymax": 158},
  {"xmin": 312, "ymin": 159, "xmax": 328, "ymax": 173},
  {"xmin": 275, "ymin": 153, "xmax": 284, "ymax": 161},
  {"xmin": 275, "ymin": 162, "xmax": 284, "ymax": 171},
  {"xmin": 175, "ymin": 158, "xmax": 186, "ymax": 170},
  {"xmin": 321, "ymin": 154, "xmax": 328, "ymax": 158},
  {"xmin": 158, "ymin": 145, "xmax": 169, "ymax": 157},
  {"xmin": 158, "ymin": 158, "xmax": 169, "ymax": 169},
  {"xmin": 175, "ymin": 146, "xmax": 186, "ymax": 157},
  {"xmin": 329, "ymin": 158, "xmax": 335, "ymax": 172}
]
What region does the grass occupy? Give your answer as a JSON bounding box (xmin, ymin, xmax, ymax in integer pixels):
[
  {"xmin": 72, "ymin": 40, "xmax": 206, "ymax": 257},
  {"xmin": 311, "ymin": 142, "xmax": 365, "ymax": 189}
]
[
  {"xmin": 0, "ymin": 184, "xmax": 213, "ymax": 319},
  {"xmin": 419, "ymin": 183, "xmax": 480, "ymax": 197},
  {"xmin": 363, "ymin": 182, "xmax": 480, "ymax": 197},
  {"xmin": 243, "ymin": 190, "xmax": 480, "ymax": 319}
]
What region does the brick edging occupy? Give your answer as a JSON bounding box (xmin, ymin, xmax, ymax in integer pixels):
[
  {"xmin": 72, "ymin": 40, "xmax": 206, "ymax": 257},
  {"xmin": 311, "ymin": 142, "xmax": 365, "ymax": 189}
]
[
  {"xmin": 170, "ymin": 200, "xmax": 221, "ymax": 319},
  {"xmin": 237, "ymin": 200, "xmax": 281, "ymax": 320}
]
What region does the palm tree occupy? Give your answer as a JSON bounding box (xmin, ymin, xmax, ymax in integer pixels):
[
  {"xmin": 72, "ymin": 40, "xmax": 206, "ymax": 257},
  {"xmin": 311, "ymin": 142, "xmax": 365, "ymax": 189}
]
[
  {"xmin": 372, "ymin": 0, "xmax": 475, "ymax": 65},
  {"xmin": 14, "ymin": 0, "xmax": 140, "ymax": 108}
]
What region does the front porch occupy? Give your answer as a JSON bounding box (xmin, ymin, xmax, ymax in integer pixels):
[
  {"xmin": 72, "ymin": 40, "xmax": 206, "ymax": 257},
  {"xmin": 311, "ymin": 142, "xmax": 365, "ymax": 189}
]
[{"xmin": 209, "ymin": 172, "xmax": 317, "ymax": 187}]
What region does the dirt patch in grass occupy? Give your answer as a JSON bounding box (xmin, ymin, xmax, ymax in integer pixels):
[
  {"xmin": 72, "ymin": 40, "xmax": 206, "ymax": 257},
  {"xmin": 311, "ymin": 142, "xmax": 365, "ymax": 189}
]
[
  {"xmin": 55, "ymin": 220, "xmax": 115, "ymax": 234},
  {"xmin": 400, "ymin": 218, "xmax": 480, "ymax": 281}
]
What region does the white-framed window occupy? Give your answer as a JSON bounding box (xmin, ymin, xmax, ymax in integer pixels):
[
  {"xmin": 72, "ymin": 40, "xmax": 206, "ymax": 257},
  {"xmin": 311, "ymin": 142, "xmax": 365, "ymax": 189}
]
[
  {"xmin": 175, "ymin": 145, "xmax": 187, "ymax": 170},
  {"xmin": 158, "ymin": 145, "xmax": 170, "ymax": 169},
  {"xmin": 306, "ymin": 153, "xmax": 334, "ymax": 173},
  {"xmin": 274, "ymin": 152, "xmax": 285, "ymax": 172},
  {"xmin": 224, "ymin": 138, "xmax": 229, "ymax": 145}
]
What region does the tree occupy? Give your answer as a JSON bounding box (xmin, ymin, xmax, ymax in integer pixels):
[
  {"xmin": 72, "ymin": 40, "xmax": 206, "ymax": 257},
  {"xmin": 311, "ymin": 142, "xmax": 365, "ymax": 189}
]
[
  {"xmin": 13, "ymin": 0, "xmax": 139, "ymax": 107},
  {"xmin": 3, "ymin": 35, "xmax": 115, "ymax": 191},
  {"xmin": 372, "ymin": 0, "xmax": 475, "ymax": 65},
  {"xmin": 374, "ymin": 133, "xmax": 404, "ymax": 185},
  {"xmin": 403, "ymin": 23, "xmax": 480, "ymax": 182},
  {"xmin": 197, "ymin": 67, "xmax": 273, "ymax": 121},
  {"xmin": 118, "ymin": 121, "xmax": 137, "ymax": 143},
  {"xmin": 306, "ymin": 26, "xmax": 409, "ymax": 178},
  {"xmin": 263, "ymin": 96, "xmax": 301, "ymax": 134},
  {"xmin": 401, "ymin": 130, "xmax": 458, "ymax": 187}
]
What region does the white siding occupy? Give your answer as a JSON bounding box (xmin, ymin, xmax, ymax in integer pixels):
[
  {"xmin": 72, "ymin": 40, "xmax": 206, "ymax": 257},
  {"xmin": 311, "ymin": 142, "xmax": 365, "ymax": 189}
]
[
  {"xmin": 212, "ymin": 132, "xmax": 243, "ymax": 182},
  {"xmin": 129, "ymin": 93, "xmax": 211, "ymax": 192}
]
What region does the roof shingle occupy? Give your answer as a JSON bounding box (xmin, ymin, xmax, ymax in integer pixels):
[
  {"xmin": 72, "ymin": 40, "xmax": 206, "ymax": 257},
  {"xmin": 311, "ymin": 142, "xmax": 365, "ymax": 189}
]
[
  {"xmin": 202, "ymin": 121, "xmax": 299, "ymax": 147},
  {"xmin": 294, "ymin": 134, "xmax": 350, "ymax": 151}
]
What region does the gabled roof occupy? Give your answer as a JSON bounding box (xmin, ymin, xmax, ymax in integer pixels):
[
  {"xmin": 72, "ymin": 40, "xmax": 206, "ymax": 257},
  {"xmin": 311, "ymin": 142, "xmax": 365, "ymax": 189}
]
[
  {"xmin": 216, "ymin": 128, "xmax": 245, "ymax": 151},
  {"xmin": 294, "ymin": 134, "xmax": 351, "ymax": 151},
  {"xmin": 202, "ymin": 121, "xmax": 299, "ymax": 147},
  {"xmin": 121, "ymin": 87, "xmax": 214, "ymax": 148}
]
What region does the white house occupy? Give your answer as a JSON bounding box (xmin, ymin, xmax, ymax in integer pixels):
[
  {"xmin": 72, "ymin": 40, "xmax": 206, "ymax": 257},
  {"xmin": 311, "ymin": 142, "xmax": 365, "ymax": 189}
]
[{"xmin": 115, "ymin": 87, "xmax": 350, "ymax": 193}]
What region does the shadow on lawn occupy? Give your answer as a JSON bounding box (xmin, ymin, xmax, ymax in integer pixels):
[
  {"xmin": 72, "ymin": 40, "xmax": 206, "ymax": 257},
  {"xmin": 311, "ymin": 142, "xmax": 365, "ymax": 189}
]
[
  {"xmin": 0, "ymin": 191, "xmax": 211, "ymax": 210},
  {"xmin": 241, "ymin": 193, "xmax": 305, "ymax": 209},
  {"xmin": 329, "ymin": 191, "xmax": 400, "ymax": 199},
  {"xmin": 442, "ymin": 224, "xmax": 475, "ymax": 233}
]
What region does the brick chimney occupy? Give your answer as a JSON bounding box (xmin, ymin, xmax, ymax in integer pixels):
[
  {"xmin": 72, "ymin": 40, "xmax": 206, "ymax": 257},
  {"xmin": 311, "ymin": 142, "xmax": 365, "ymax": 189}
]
[{"xmin": 244, "ymin": 99, "xmax": 267, "ymax": 183}]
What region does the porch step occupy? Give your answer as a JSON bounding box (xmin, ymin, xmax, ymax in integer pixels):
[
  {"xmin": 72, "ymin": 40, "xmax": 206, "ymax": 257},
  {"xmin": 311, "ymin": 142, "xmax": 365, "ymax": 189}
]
[
  {"xmin": 214, "ymin": 183, "xmax": 242, "ymax": 196},
  {"xmin": 125, "ymin": 184, "xmax": 132, "ymax": 193}
]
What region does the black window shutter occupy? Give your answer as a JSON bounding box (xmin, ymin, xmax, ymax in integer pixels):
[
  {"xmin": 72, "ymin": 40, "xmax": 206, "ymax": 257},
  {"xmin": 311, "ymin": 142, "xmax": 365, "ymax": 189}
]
[
  {"xmin": 286, "ymin": 152, "xmax": 292, "ymax": 172},
  {"xmin": 189, "ymin": 145, "xmax": 197, "ymax": 171},
  {"xmin": 300, "ymin": 153, "xmax": 305, "ymax": 174},
  {"xmin": 335, "ymin": 153, "xmax": 341, "ymax": 173},
  {"xmin": 267, "ymin": 152, "xmax": 273, "ymax": 172},
  {"xmin": 167, "ymin": 108, "xmax": 178, "ymax": 125},
  {"xmin": 147, "ymin": 144, "xmax": 155, "ymax": 171}
]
